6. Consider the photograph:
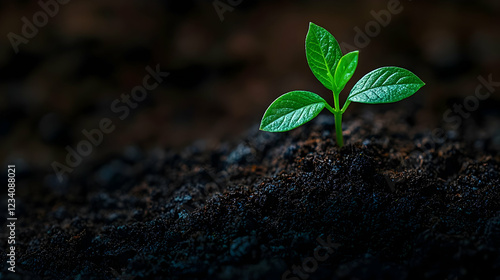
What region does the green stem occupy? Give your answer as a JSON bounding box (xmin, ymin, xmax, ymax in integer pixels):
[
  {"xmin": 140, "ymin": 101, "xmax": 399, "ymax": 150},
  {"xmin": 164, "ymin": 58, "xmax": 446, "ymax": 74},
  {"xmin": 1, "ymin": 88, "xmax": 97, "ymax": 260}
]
[
  {"xmin": 340, "ymin": 100, "xmax": 351, "ymax": 114},
  {"xmin": 332, "ymin": 91, "xmax": 344, "ymax": 147},
  {"xmin": 325, "ymin": 103, "xmax": 336, "ymax": 115},
  {"xmin": 334, "ymin": 112, "xmax": 343, "ymax": 147},
  {"xmin": 333, "ymin": 92, "xmax": 340, "ymax": 112}
]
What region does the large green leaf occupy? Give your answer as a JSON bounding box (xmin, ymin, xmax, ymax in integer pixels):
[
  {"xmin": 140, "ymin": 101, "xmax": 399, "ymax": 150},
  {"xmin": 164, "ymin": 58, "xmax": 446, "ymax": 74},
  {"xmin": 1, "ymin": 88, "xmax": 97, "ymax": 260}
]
[
  {"xmin": 260, "ymin": 91, "xmax": 327, "ymax": 132},
  {"xmin": 306, "ymin": 22, "xmax": 342, "ymax": 91},
  {"xmin": 334, "ymin": 51, "xmax": 359, "ymax": 94},
  {"xmin": 348, "ymin": 67, "xmax": 425, "ymax": 104}
]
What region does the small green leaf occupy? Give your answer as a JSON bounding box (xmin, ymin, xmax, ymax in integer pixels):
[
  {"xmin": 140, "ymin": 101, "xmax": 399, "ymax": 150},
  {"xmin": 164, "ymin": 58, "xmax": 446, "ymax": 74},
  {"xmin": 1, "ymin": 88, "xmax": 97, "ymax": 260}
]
[
  {"xmin": 334, "ymin": 51, "xmax": 359, "ymax": 94},
  {"xmin": 348, "ymin": 67, "xmax": 425, "ymax": 104},
  {"xmin": 306, "ymin": 22, "xmax": 342, "ymax": 91},
  {"xmin": 260, "ymin": 91, "xmax": 327, "ymax": 132}
]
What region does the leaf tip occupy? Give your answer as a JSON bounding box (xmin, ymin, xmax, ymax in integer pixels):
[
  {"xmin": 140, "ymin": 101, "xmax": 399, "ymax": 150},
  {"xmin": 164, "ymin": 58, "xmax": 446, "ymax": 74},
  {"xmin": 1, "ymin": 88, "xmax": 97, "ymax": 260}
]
[
  {"xmin": 416, "ymin": 78, "xmax": 425, "ymax": 88},
  {"xmin": 350, "ymin": 50, "xmax": 360, "ymax": 60},
  {"xmin": 308, "ymin": 22, "xmax": 321, "ymax": 32}
]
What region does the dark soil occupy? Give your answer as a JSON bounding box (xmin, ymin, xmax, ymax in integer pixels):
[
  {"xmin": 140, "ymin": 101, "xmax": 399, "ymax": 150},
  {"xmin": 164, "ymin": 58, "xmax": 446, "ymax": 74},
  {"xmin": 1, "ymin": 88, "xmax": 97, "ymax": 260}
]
[{"xmin": 4, "ymin": 109, "xmax": 500, "ymax": 280}]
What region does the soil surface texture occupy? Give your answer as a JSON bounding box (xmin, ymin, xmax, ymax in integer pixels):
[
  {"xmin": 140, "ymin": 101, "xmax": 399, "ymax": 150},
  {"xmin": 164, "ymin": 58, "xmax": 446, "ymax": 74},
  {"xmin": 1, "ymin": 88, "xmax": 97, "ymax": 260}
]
[{"xmin": 4, "ymin": 108, "xmax": 500, "ymax": 280}]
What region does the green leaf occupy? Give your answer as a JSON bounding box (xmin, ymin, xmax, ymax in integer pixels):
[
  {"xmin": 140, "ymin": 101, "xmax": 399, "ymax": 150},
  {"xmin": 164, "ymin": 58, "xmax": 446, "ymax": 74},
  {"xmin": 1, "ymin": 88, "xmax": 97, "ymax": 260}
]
[
  {"xmin": 334, "ymin": 51, "xmax": 359, "ymax": 94},
  {"xmin": 348, "ymin": 67, "xmax": 425, "ymax": 104},
  {"xmin": 306, "ymin": 22, "xmax": 342, "ymax": 91},
  {"xmin": 260, "ymin": 91, "xmax": 327, "ymax": 132}
]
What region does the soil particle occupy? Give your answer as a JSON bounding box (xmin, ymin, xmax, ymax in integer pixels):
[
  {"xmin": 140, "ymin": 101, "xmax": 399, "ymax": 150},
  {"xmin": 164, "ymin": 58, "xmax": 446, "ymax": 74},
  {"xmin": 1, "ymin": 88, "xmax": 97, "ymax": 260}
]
[{"xmin": 7, "ymin": 109, "xmax": 500, "ymax": 279}]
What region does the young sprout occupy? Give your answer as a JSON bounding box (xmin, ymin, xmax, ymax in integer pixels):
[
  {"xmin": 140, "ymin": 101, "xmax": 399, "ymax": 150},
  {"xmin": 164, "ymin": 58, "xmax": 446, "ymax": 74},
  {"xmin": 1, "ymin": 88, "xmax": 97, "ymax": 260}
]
[{"xmin": 260, "ymin": 22, "xmax": 425, "ymax": 147}]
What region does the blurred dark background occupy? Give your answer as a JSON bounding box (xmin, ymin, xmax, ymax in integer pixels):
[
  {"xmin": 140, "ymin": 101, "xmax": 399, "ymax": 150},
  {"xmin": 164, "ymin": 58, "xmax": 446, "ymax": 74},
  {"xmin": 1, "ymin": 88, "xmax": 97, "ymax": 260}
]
[{"xmin": 1, "ymin": 0, "xmax": 499, "ymax": 191}]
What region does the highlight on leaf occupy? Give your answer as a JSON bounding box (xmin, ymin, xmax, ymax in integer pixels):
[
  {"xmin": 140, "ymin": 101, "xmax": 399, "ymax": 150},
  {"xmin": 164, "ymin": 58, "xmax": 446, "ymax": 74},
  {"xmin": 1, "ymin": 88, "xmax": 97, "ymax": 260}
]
[
  {"xmin": 334, "ymin": 51, "xmax": 359, "ymax": 94},
  {"xmin": 260, "ymin": 91, "xmax": 328, "ymax": 132},
  {"xmin": 305, "ymin": 23, "xmax": 342, "ymax": 91},
  {"xmin": 260, "ymin": 22, "xmax": 425, "ymax": 147},
  {"xmin": 348, "ymin": 67, "xmax": 425, "ymax": 104}
]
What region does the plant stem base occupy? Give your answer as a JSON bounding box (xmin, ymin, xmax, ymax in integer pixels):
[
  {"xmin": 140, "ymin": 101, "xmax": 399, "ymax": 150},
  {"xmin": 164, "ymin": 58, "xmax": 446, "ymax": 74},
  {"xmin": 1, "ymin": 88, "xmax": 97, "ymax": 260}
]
[{"xmin": 334, "ymin": 113, "xmax": 343, "ymax": 147}]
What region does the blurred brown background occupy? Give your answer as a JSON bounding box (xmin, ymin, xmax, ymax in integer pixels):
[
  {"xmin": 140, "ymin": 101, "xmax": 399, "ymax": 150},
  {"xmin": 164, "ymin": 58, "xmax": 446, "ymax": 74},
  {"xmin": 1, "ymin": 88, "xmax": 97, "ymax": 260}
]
[{"xmin": 0, "ymin": 0, "xmax": 499, "ymax": 187}]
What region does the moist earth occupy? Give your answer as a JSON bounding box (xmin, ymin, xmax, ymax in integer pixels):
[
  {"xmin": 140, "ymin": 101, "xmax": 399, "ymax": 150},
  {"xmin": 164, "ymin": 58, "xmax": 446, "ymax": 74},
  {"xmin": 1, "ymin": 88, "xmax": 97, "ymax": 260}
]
[{"xmin": 3, "ymin": 108, "xmax": 500, "ymax": 280}]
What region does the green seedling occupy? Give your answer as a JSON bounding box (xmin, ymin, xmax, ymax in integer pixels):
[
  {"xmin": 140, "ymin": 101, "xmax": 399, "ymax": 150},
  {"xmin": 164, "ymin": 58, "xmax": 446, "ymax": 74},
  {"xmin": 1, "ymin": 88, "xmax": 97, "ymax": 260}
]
[{"xmin": 260, "ymin": 22, "xmax": 425, "ymax": 147}]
